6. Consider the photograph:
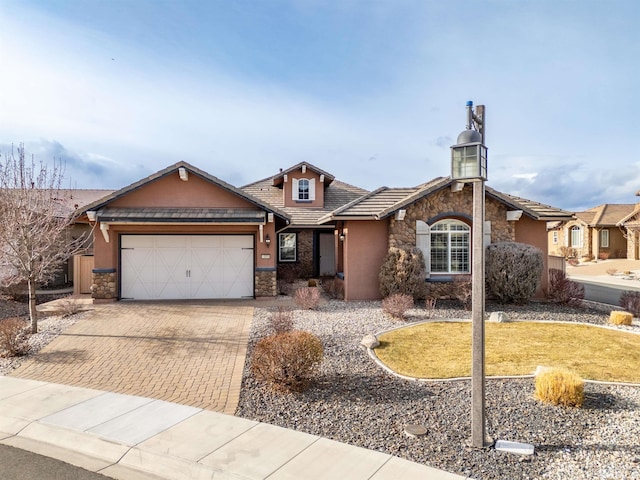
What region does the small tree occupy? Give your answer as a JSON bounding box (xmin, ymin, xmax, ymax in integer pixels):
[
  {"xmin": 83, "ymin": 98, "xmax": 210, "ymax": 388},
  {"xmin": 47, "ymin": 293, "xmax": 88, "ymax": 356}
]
[
  {"xmin": 485, "ymin": 242, "xmax": 543, "ymax": 304},
  {"xmin": 379, "ymin": 247, "xmax": 426, "ymax": 300},
  {"xmin": 0, "ymin": 144, "xmax": 89, "ymax": 333}
]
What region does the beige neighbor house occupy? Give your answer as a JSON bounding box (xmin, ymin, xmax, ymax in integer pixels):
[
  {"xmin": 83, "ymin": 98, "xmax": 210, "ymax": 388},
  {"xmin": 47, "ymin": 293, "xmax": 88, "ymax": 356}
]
[
  {"xmin": 548, "ymin": 204, "xmax": 636, "ymax": 261},
  {"xmin": 618, "ymin": 201, "xmax": 640, "ymax": 260},
  {"xmin": 74, "ymin": 161, "xmax": 572, "ymax": 302}
]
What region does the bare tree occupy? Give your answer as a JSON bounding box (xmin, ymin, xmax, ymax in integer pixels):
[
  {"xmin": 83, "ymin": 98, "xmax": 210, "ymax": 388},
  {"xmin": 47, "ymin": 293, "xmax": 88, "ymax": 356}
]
[{"xmin": 0, "ymin": 144, "xmax": 89, "ymax": 333}]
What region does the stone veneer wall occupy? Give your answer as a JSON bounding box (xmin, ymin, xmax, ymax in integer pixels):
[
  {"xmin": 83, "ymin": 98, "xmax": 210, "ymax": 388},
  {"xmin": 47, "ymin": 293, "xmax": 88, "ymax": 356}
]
[
  {"xmin": 388, "ymin": 186, "xmax": 516, "ymax": 250},
  {"xmin": 92, "ymin": 269, "xmax": 117, "ymax": 300},
  {"xmin": 387, "ymin": 186, "xmax": 516, "ymax": 300},
  {"xmin": 277, "ymin": 230, "xmax": 315, "ymax": 280},
  {"xmin": 255, "ymin": 269, "xmax": 277, "ymax": 297}
]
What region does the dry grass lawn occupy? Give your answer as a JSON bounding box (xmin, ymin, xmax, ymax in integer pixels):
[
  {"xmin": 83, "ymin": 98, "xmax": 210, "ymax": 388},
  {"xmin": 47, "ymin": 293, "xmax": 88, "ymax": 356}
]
[{"xmin": 375, "ymin": 321, "xmax": 640, "ymax": 383}]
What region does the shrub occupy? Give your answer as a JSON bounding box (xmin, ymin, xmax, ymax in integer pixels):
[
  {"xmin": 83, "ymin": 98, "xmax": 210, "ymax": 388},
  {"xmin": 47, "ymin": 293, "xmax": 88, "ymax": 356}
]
[
  {"xmin": 485, "ymin": 242, "xmax": 543, "ymax": 305},
  {"xmin": 548, "ymin": 268, "xmax": 585, "ymax": 306},
  {"xmin": 598, "ymin": 251, "xmax": 610, "ymax": 260},
  {"xmin": 560, "ymin": 246, "xmax": 577, "ymax": 259},
  {"xmin": 251, "ymin": 330, "xmax": 323, "ymax": 392},
  {"xmin": 567, "ymin": 258, "xmax": 579, "ymax": 266},
  {"xmin": 535, "ymin": 368, "xmax": 584, "ymax": 407},
  {"xmin": 453, "ymin": 274, "xmax": 472, "ymax": 310},
  {"xmin": 321, "ymin": 279, "xmax": 344, "ymax": 300},
  {"xmin": 382, "ymin": 293, "xmax": 414, "ymax": 320},
  {"xmin": 609, "ymin": 310, "xmax": 633, "ymax": 326},
  {"xmin": 606, "ymin": 268, "xmax": 618, "ymax": 276},
  {"xmin": 308, "ymin": 279, "xmax": 318, "ymax": 287},
  {"xmin": 269, "ymin": 307, "xmax": 294, "ymax": 334},
  {"xmin": 620, "ymin": 291, "xmax": 640, "ymax": 317},
  {"xmin": 379, "ymin": 247, "xmax": 426, "ymax": 300},
  {"xmin": 294, "ymin": 287, "xmax": 321, "ymax": 310},
  {"xmin": 57, "ymin": 296, "xmax": 82, "ymax": 317},
  {"xmin": 424, "ymin": 298, "xmax": 437, "ymax": 318},
  {"xmin": 0, "ymin": 318, "xmax": 30, "ymax": 357}
]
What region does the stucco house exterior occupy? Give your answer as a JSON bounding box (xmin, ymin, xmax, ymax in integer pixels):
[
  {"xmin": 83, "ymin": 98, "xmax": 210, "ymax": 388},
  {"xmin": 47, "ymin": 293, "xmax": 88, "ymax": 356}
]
[
  {"xmin": 618, "ymin": 203, "xmax": 640, "ymax": 260},
  {"xmin": 548, "ymin": 204, "xmax": 636, "ymax": 260},
  {"xmin": 75, "ymin": 161, "xmax": 572, "ymax": 303}
]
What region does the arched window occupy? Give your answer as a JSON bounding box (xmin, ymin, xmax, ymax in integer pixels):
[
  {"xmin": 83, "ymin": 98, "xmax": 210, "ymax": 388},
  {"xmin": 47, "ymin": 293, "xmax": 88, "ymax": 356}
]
[{"xmin": 430, "ymin": 219, "xmax": 470, "ymax": 273}]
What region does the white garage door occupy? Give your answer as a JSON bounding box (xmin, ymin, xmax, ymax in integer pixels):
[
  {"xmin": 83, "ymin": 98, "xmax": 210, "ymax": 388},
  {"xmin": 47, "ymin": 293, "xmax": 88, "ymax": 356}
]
[{"xmin": 121, "ymin": 235, "xmax": 254, "ymax": 300}]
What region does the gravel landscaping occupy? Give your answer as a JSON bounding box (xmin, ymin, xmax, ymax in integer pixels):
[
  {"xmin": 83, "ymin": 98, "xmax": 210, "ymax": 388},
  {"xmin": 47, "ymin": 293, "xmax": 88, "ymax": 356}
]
[{"xmin": 236, "ymin": 300, "xmax": 640, "ymax": 480}]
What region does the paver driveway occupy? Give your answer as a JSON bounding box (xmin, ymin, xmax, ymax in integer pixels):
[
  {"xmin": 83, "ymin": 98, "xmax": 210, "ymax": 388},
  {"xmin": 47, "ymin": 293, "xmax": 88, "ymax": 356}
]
[{"xmin": 9, "ymin": 302, "xmax": 253, "ymax": 414}]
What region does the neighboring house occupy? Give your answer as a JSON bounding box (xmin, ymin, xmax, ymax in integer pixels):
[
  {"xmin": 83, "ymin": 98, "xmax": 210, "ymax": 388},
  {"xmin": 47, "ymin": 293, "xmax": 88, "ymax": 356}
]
[
  {"xmin": 242, "ymin": 162, "xmax": 367, "ymax": 281},
  {"xmin": 319, "ymin": 178, "xmax": 573, "ymax": 301},
  {"xmin": 548, "ymin": 204, "xmax": 636, "ymax": 260},
  {"xmin": 618, "ymin": 202, "xmax": 640, "ymax": 260},
  {"xmin": 75, "ymin": 161, "xmax": 572, "ymax": 302}
]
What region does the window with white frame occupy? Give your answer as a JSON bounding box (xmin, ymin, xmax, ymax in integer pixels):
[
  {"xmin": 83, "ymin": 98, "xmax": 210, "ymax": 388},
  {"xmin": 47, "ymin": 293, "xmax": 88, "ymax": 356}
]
[
  {"xmin": 552, "ymin": 231, "xmax": 558, "ymax": 244},
  {"xmin": 292, "ymin": 178, "xmax": 315, "ymax": 201},
  {"xmin": 278, "ymin": 233, "xmax": 297, "ymax": 262},
  {"xmin": 429, "ymin": 219, "xmax": 470, "ymax": 273},
  {"xmin": 570, "ymin": 226, "xmax": 583, "ymax": 248},
  {"xmin": 600, "ymin": 229, "xmax": 609, "ymax": 248}
]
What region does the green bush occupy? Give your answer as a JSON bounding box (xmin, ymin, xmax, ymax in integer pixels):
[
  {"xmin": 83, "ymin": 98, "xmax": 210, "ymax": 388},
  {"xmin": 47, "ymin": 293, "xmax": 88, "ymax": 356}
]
[
  {"xmin": 486, "ymin": 242, "xmax": 543, "ymax": 304},
  {"xmin": 251, "ymin": 330, "xmax": 323, "ymax": 392},
  {"xmin": 379, "ymin": 247, "xmax": 426, "ymax": 300}
]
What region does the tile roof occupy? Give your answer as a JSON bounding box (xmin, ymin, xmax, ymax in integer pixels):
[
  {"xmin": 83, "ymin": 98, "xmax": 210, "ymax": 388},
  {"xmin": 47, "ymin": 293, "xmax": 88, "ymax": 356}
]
[
  {"xmin": 576, "ymin": 204, "xmax": 637, "ymax": 226},
  {"xmin": 271, "ymin": 162, "xmax": 335, "ymax": 186},
  {"xmin": 242, "ymin": 177, "xmax": 368, "ymax": 227},
  {"xmin": 75, "ymin": 161, "xmax": 290, "ymax": 222},
  {"xmin": 321, "ymin": 178, "xmax": 574, "ymax": 222},
  {"xmin": 97, "ymin": 207, "xmax": 267, "ymax": 223}
]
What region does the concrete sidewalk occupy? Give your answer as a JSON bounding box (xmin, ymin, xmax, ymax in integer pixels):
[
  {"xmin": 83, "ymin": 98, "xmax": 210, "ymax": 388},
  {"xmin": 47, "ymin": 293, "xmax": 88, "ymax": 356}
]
[{"xmin": 0, "ymin": 376, "xmax": 467, "ymax": 480}]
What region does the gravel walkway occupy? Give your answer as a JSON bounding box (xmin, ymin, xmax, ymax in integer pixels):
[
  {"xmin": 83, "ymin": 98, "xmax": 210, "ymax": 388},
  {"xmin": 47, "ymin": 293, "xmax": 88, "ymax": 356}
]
[{"xmin": 236, "ymin": 300, "xmax": 640, "ymax": 480}]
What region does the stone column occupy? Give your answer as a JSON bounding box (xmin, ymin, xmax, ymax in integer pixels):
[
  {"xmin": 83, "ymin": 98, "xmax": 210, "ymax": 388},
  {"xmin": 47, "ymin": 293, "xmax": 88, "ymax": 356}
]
[
  {"xmin": 92, "ymin": 268, "xmax": 117, "ymax": 301},
  {"xmin": 255, "ymin": 268, "xmax": 277, "ymax": 297}
]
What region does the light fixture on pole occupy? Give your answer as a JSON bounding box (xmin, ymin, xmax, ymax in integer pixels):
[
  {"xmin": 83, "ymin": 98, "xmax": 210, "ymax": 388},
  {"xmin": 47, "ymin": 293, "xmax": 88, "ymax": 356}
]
[{"xmin": 451, "ymin": 101, "xmax": 490, "ymax": 448}]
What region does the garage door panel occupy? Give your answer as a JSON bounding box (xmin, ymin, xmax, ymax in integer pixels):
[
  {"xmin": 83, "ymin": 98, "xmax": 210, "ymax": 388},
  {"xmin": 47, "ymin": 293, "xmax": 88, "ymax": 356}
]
[{"xmin": 121, "ymin": 235, "xmax": 253, "ymax": 300}]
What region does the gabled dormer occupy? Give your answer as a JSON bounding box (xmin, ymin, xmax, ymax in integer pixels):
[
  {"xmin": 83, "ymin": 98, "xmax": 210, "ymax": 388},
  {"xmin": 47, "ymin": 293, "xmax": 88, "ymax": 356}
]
[{"xmin": 272, "ymin": 162, "xmax": 335, "ymax": 208}]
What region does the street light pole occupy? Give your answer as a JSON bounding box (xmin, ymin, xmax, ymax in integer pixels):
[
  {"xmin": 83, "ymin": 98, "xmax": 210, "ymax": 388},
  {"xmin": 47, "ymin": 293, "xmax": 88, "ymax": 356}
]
[{"xmin": 450, "ymin": 102, "xmax": 489, "ymax": 448}]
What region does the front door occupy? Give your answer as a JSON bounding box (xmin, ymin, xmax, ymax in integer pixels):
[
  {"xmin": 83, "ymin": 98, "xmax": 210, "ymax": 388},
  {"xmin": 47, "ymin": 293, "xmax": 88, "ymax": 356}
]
[{"xmin": 318, "ymin": 233, "xmax": 336, "ymax": 276}]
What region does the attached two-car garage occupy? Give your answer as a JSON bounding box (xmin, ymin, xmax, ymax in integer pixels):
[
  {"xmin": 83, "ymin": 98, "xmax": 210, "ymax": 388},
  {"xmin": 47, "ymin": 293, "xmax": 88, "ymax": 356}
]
[{"xmin": 120, "ymin": 235, "xmax": 254, "ymax": 300}]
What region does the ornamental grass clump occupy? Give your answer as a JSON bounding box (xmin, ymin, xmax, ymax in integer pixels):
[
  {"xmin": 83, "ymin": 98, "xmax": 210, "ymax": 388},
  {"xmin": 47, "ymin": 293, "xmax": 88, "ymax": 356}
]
[
  {"xmin": 294, "ymin": 287, "xmax": 321, "ymax": 310},
  {"xmin": 382, "ymin": 293, "xmax": 414, "ymax": 320},
  {"xmin": 609, "ymin": 310, "xmax": 633, "ymax": 326},
  {"xmin": 251, "ymin": 330, "xmax": 323, "ymax": 392},
  {"xmin": 269, "ymin": 307, "xmax": 294, "ymax": 334},
  {"xmin": 535, "ymin": 368, "xmax": 584, "ymax": 407},
  {"xmin": 485, "ymin": 242, "xmax": 543, "ymax": 304}
]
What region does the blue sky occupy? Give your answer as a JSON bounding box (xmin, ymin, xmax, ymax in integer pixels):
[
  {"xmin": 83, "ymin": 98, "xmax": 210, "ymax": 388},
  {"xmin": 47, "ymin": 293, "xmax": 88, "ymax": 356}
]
[{"xmin": 1, "ymin": 0, "xmax": 639, "ymax": 211}]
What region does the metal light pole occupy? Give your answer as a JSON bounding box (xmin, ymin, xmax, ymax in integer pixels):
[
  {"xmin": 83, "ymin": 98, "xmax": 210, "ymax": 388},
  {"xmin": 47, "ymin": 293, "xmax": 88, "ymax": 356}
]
[{"xmin": 450, "ymin": 101, "xmax": 490, "ymax": 448}]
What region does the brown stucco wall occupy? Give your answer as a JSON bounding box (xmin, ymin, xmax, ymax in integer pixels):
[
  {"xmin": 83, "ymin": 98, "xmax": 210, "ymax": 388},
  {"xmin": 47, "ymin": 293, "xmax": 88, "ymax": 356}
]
[
  {"xmin": 109, "ymin": 172, "xmax": 254, "ymax": 209},
  {"xmin": 514, "ymin": 214, "xmax": 549, "ymax": 296},
  {"xmin": 282, "ymin": 169, "xmax": 325, "ymax": 208},
  {"xmin": 343, "ymin": 220, "xmax": 389, "ymax": 301}
]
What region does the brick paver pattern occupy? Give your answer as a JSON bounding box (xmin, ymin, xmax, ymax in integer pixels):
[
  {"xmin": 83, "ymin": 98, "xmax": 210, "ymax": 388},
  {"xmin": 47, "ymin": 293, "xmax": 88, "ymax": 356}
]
[{"xmin": 9, "ymin": 302, "xmax": 253, "ymax": 415}]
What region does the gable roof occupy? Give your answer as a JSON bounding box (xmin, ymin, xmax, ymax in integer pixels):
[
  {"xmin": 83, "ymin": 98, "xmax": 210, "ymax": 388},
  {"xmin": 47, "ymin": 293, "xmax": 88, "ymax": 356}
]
[
  {"xmin": 75, "ymin": 161, "xmax": 290, "ymax": 222},
  {"xmin": 320, "ymin": 178, "xmax": 573, "ymax": 223},
  {"xmin": 243, "ymin": 175, "xmax": 368, "ymax": 227},
  {"xmin": 271, "ymin": 161, "xmax": 335, "ymax": 187},
  {"xmin": 573, "ymin": 204, "xmax": 636, "ymax": 226}
]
